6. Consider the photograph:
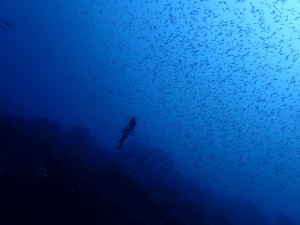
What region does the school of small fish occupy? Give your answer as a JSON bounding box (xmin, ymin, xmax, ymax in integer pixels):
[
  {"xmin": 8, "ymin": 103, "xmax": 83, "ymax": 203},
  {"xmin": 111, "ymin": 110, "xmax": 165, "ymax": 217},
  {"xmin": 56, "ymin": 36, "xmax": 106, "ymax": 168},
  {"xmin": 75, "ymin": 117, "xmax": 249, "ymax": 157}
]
[{"xmin": 52, "ymin": 0, "xmax": 300, "ymax": 219}]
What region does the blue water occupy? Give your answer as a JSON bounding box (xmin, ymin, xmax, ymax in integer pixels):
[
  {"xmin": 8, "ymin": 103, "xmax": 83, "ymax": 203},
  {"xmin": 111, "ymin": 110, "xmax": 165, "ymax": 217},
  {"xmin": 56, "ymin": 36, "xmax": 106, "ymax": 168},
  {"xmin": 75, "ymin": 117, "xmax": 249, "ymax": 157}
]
[{"xmin": 1, "ymin": 0, "xmax": 299, "ymax": 224}]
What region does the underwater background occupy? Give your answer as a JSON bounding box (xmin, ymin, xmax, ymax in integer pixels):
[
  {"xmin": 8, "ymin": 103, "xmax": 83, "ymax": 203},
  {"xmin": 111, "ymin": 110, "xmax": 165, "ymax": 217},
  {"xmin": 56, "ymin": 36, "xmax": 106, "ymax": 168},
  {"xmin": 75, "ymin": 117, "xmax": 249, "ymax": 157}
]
[{"xmin": 0, "ymin": 0, "xmax": 299, "ymax": 224}]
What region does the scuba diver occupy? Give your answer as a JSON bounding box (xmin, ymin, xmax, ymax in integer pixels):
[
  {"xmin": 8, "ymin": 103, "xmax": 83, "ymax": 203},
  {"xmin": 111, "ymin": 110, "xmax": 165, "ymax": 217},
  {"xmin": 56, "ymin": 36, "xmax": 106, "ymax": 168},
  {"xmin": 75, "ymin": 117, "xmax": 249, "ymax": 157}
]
[{"xmin": 114, "ymin": 116, "xmax": 137, "ymax": 150}]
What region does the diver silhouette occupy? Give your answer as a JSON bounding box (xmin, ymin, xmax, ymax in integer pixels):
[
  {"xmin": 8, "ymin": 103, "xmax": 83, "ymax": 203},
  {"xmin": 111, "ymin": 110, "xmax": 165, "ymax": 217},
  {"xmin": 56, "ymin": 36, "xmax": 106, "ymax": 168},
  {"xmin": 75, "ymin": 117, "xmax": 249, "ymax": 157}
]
[{"xmin": 114, "ymin": 117, "xmax": 136, "ymax": 150}]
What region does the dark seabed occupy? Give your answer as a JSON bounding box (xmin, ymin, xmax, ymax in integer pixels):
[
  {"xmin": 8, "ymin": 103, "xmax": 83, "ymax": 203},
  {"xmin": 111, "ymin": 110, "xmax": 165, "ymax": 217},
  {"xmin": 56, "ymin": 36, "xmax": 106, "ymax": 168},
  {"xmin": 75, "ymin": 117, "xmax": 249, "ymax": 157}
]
[{"xmin": 0, "ymin": 0, "xmax": 299, "ymax": 225}]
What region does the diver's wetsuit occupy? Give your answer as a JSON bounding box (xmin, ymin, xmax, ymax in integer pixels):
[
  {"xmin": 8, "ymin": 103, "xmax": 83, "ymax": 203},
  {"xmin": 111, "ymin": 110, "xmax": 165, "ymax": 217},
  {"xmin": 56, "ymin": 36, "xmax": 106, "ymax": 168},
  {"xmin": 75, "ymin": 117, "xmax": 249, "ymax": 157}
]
[{"xmin": 115, "ymin": 117, "xmax": 136, "ymax": 150}]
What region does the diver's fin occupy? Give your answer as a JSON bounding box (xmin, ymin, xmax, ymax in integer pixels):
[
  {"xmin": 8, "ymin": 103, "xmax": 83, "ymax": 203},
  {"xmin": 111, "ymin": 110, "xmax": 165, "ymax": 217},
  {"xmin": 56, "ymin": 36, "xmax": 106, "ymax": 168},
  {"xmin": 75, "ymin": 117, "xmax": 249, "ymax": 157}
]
[{"xmin": 113, "ymin": 144, "xmax": 122, "ymax": 151}]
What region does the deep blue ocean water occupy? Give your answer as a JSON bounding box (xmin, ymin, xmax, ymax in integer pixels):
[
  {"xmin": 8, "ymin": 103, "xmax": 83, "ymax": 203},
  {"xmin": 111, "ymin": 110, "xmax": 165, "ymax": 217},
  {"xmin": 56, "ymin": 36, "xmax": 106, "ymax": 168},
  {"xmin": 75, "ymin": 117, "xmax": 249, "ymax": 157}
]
[{"xmin": 0, "ymin": 0, "xmax": 299, "ymax": 224}]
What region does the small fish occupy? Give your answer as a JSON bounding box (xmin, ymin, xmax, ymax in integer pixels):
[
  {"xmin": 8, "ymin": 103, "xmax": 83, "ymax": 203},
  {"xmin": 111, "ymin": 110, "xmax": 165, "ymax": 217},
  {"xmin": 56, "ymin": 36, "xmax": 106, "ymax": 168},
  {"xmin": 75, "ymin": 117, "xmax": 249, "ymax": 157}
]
[{"xmin": 114, "ymin": 116, "xmax": 137, "ymax": 150}]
